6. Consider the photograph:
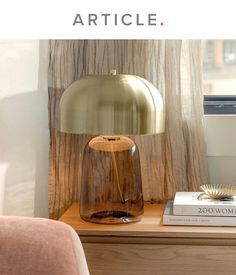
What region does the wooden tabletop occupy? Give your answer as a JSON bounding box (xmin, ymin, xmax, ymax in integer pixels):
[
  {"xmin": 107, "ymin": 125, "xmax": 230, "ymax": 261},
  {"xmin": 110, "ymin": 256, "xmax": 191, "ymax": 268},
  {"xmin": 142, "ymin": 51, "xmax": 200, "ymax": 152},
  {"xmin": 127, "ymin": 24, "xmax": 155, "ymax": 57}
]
[{"xmin": 59, "ymin": 203, "xmax": 236, "ymax": 242}]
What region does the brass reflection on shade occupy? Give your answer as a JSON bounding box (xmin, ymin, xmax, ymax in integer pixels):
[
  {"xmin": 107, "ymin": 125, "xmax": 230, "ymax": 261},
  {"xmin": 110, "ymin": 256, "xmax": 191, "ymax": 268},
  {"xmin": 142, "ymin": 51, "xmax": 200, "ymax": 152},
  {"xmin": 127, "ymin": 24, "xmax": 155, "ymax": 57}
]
[{"xmin": 60, "ymin": 74, "xmax": 164, "ymax": 135}]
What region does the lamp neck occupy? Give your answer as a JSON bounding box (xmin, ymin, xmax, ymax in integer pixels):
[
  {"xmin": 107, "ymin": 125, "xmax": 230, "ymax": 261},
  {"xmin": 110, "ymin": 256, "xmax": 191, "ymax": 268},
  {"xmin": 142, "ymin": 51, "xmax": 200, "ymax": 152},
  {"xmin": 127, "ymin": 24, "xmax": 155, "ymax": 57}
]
[
  {"xmin": 101, "ymin": 136, "xmax": 121, "ymax": 142},
  {"xmin": 88, "ymin": 136, "xmax": 135, "ymax": 152}
]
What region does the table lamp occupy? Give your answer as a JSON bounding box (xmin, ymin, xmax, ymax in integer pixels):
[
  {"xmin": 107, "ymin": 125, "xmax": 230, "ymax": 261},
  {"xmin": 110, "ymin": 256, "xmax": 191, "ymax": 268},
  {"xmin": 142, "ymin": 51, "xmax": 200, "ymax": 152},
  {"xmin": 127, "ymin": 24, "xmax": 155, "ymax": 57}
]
[{"xmin": 60, "ymin": 71, "xmax": 164, "ymax": 224}]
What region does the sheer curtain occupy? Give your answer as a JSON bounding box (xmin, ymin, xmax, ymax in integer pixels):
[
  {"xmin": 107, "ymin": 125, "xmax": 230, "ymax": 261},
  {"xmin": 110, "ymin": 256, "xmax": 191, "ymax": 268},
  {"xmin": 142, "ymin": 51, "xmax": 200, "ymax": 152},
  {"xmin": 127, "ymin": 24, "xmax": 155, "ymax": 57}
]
[{"xmin": 48, "ymin": 40, "xmax": 208, "ymax": 219}]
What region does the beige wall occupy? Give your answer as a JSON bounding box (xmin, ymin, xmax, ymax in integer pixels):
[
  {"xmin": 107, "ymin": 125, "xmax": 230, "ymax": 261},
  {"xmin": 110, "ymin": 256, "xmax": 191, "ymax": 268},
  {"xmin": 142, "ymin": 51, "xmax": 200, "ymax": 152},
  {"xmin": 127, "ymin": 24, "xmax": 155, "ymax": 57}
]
[
  {"xmin": 0, "ymin": 40, "xmax": 49, "ymax": 217},
  {"xmin": 205, "ymin": 115, "xmax": 236, "ymax": 185}
]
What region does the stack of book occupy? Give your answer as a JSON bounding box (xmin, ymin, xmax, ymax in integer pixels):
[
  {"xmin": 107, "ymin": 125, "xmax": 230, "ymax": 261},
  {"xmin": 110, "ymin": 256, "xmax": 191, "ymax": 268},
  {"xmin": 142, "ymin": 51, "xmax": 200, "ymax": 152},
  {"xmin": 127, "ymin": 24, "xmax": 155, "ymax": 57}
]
[{"xmin": 163, "ymin": 192, "xmax": 236, "ymax": 226}]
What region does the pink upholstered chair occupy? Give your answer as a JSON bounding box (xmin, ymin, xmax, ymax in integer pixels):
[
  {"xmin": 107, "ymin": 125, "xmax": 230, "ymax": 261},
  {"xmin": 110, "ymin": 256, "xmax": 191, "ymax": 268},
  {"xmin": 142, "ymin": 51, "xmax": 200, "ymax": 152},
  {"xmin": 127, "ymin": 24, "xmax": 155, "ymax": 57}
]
[{"xmin": 0, "ymin": 216, "xmax": 90, "ymax": 275}]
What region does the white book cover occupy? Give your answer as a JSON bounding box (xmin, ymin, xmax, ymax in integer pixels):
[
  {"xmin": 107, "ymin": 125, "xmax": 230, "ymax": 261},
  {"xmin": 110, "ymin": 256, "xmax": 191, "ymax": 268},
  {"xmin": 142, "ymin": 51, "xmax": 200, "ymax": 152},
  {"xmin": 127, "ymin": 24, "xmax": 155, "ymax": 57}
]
[
  {"xmin": 173, "ymin": 192, "xmax": 236, "ymax": 216},
  {"xmin": 163, "ymin": 201, "xmax": 236, "ymax": 227}
]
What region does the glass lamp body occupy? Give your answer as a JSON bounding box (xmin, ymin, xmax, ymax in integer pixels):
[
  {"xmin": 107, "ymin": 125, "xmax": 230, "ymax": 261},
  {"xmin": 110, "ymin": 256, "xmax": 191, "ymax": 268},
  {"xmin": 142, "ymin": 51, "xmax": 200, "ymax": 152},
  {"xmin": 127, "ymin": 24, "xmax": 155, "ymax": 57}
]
[{"xmin": 80, "ymin": 136, "xmax": 144, "ymax": 224}]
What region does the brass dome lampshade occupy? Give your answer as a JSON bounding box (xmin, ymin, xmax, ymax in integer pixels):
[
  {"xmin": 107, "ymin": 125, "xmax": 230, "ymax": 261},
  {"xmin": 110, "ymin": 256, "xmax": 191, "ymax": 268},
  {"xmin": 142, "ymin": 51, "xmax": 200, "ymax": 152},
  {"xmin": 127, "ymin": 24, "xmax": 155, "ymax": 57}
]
[{"xmin": 60, "ymin": 71, "xmax": 164, "ymax": 224}]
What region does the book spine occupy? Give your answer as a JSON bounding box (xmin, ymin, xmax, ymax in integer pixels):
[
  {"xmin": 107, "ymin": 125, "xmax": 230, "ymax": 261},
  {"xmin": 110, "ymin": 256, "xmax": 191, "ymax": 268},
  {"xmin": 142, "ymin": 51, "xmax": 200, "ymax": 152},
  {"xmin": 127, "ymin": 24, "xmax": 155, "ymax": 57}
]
[
  {"xmin": 163, "ymin": 214, "xmax": 236, "ymax": 226},
  {"xmin": 173, "ymin": 204, "xmax": 236, "ymax": 217}
]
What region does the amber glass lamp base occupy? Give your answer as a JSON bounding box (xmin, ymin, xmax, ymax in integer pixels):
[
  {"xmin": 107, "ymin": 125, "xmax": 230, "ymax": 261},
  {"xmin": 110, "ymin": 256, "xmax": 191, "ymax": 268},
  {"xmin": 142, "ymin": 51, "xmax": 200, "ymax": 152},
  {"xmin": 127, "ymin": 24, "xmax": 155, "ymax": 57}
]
[{"xmin": 80, "ymin": 136, "xmax": 144, "ymax": 224}]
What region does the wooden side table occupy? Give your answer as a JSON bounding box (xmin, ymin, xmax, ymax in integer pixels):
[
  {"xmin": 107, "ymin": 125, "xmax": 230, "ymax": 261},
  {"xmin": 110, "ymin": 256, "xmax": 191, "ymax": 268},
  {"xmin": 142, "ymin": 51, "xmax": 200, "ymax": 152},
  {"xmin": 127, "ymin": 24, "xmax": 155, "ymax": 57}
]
[{"xmin": 60, "ymin": 203, "xmax": 236, "ymax": 275}]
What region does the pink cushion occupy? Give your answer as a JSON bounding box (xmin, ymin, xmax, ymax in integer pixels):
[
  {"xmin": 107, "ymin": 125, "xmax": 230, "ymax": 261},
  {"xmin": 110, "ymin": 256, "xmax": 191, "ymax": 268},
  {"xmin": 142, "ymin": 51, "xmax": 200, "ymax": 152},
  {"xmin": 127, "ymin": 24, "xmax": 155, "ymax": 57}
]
[{"xmin": 0, "ymin": 216, "xmax": 90, "ymax": 275}]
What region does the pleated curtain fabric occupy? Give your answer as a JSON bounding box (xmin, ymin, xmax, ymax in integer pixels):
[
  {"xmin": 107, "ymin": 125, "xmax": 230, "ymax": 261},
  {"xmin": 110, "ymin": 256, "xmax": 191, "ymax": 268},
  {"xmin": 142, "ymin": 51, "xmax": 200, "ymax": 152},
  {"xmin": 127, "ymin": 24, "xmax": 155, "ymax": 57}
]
[{"xmin": 48, "ymin": 40, "xmax": 209, "ymax": 219}]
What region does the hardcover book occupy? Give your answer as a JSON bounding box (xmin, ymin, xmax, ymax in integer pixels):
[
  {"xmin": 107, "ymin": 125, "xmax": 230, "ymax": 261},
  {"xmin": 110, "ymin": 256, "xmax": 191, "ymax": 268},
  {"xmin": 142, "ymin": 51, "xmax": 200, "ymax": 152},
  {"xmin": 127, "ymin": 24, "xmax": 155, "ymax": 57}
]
[
  {"xmin": 163, "ymin": 201, "xmax": 236, "ymax": 226},
  {"xmin": 173, "ymin": 192, "xmax": 236, "ymax": 216}
]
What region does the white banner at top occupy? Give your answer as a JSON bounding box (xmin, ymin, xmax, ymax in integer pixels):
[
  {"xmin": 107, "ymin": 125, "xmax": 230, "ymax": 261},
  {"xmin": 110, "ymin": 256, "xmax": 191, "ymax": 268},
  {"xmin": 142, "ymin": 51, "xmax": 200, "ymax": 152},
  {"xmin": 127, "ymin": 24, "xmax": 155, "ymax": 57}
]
[{"xmin": 0, "ymin": 0, "xmax": 235, "ymax": 39}]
